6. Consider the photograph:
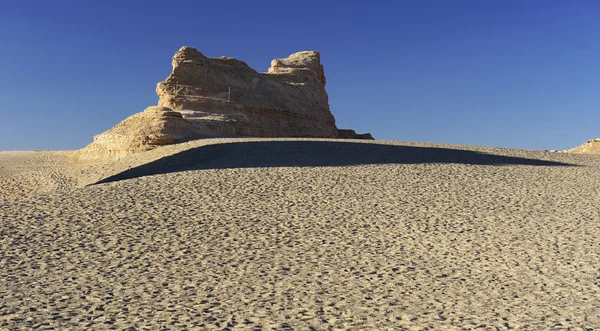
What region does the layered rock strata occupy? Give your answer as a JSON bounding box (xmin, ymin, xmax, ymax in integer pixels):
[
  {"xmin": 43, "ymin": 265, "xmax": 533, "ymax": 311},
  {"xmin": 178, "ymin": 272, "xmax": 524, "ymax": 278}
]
[
  {"xmin": 80, "ymin": 47, "xmax": 372, "ymax": 159},
  {"xmin": 156, "ymin": 47, "xmax": 342, "ymax": 138},
  {"xmin": 78, "ymin": 106, "xmax": 202, "ymax": 160}
]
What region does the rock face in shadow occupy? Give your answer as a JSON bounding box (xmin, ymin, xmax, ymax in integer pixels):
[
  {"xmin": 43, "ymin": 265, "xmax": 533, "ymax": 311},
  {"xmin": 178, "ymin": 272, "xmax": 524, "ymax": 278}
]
[
  {"xmin": 80, "ymin": 46, "xmax": 372, "ymax": 159},
  {"xmin": 565, "ymin": 138, "xmax": 600, "ymax": 154},
  {"xmin": 337, "ymin": 129, "xmax": 374, "ymax": 140}
]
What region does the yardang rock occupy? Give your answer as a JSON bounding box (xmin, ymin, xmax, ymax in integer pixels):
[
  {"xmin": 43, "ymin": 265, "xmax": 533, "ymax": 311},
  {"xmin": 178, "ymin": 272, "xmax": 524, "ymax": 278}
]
[{"xmin": 80, "ymin": 47, "xmax": 372, "ymax": 159}]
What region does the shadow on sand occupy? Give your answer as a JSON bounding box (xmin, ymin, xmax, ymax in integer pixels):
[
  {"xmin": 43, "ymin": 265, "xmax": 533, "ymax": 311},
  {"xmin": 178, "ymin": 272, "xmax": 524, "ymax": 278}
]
[{"xmin": 94, "ymin": 141, "xmax": 575, "ymax": 185}]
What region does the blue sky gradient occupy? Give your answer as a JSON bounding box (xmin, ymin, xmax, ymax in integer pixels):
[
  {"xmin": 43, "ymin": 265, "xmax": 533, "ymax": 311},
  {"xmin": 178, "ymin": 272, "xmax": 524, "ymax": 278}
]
[{"xmin": 1, "ymin": 0, "xmax": 598, "ymax": 150}]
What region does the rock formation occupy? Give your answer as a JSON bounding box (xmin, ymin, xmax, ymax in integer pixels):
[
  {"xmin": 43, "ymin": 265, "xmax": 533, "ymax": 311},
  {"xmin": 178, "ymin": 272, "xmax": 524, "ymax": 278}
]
[
  {"xmin": 79, "ymin": 46, "xmax": 372, "ymax": 159},
  {"xmin": 564, "ymin": 138, "xmax": 600, "ymax": 154},
  {"xmin": 78, "ymin": 106, "xmax": 202, "ymax": 160},
  {"xmin": 337, "ymin": 129, "xmax": 374, "ymax": 140}
]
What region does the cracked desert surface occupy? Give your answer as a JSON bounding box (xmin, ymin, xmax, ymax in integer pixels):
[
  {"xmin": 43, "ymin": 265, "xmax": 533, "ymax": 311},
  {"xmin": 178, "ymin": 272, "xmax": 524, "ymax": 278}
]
[{"xmin": 1, "ymin": 138, "xmax": 599, "ymax": 330}]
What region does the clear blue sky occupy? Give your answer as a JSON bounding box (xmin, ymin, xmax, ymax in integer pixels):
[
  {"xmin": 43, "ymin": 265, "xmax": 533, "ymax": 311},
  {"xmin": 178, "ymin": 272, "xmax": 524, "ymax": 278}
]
[{"xmin": 1, "ymin": 0, "xmax": 598, "ymax": 150}]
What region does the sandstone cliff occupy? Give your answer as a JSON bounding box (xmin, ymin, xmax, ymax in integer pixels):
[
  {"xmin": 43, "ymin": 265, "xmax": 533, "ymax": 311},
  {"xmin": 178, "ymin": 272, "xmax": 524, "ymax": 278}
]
[
  {"xmin": 156, "ymin": 47, "xmax": 341, "ymax": 138},
  {"xmin": 79, "ymin": 47, "xmax": 372, "ymax": 159}
]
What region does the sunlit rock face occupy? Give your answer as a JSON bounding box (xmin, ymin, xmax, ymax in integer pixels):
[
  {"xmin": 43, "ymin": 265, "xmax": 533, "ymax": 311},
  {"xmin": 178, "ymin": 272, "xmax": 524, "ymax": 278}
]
[
  {"xmin": 155, "ymin": 47, "xmax": 339, "ymax": 138},
  {"xmin": 80, "ymin": 47, "xmax": 372, "ymax": 159},
  {"xmin": 78, "ymin": 106, "xmax": 203, "ymax": 160},
  {"xmin": 564, "ymin": 138, "xmax": 600, "ymax": 154}
]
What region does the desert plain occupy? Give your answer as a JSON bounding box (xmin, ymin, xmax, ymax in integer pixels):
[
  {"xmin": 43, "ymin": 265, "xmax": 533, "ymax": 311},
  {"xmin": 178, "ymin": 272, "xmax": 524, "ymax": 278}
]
[{"xmin": 1, "ymin": 138, "xmax": 600, "ymax": 330}]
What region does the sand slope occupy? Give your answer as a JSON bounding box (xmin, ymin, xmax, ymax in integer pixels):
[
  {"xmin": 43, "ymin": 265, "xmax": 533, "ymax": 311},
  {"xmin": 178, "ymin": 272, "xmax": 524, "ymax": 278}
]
[{"xmin": 2, "ymin": 139, "xmax": 600, "ymax": 329}]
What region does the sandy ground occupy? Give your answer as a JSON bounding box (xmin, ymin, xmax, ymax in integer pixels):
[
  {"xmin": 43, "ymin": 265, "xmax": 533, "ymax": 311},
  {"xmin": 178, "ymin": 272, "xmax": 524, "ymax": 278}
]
[
  {"xmin": 1, "ymin": 138, "xmax": 600, "ymax": 330},
  {"xmin": 0, "ymin": 151, "xmax": 79, "ymax": 198}
]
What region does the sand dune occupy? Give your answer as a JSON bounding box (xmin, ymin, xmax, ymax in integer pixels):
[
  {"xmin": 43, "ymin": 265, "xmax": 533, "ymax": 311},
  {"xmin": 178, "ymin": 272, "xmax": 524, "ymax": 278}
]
[{"xmin": 2, "ymin": 138, "xmax": 600, "ymax": 329}]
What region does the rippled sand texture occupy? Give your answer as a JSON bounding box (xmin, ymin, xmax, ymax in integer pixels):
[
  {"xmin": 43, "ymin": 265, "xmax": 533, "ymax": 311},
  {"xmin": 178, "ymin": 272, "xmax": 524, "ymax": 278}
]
[
  {"xmin": 1, "ymin": 139, "xmax": 600, "ymax": 330},
  {"xmin": 0, "ymin": 151, "xmax": 78, "ymax": 199}
]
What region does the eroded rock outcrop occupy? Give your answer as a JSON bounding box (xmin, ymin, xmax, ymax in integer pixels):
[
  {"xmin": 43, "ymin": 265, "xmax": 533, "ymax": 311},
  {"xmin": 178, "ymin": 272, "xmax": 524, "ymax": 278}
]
[
  {"xmin": 337, "ymin": 129, "xmax": 374, "ymax": 140},
  {"xmin": 564, "ymin": 138, "xmax": 600, "ymax": 154},
  {"xmin": 78, "ymin": 106, "xmax": 202, "ymax": 160},
  {"xmin": 80, "ymin": 47, "xmax": 372, "ymax": 159},
  {"xmin": 156, "ymin": 47, "xmax": 342, "ymax": 138}
]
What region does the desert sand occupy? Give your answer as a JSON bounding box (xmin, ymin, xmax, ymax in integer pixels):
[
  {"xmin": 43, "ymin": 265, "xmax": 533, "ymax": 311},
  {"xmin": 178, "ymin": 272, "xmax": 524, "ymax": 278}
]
[{"xmin": 1, "ymin": 138, "xmax": 600, "ymax": 329}]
